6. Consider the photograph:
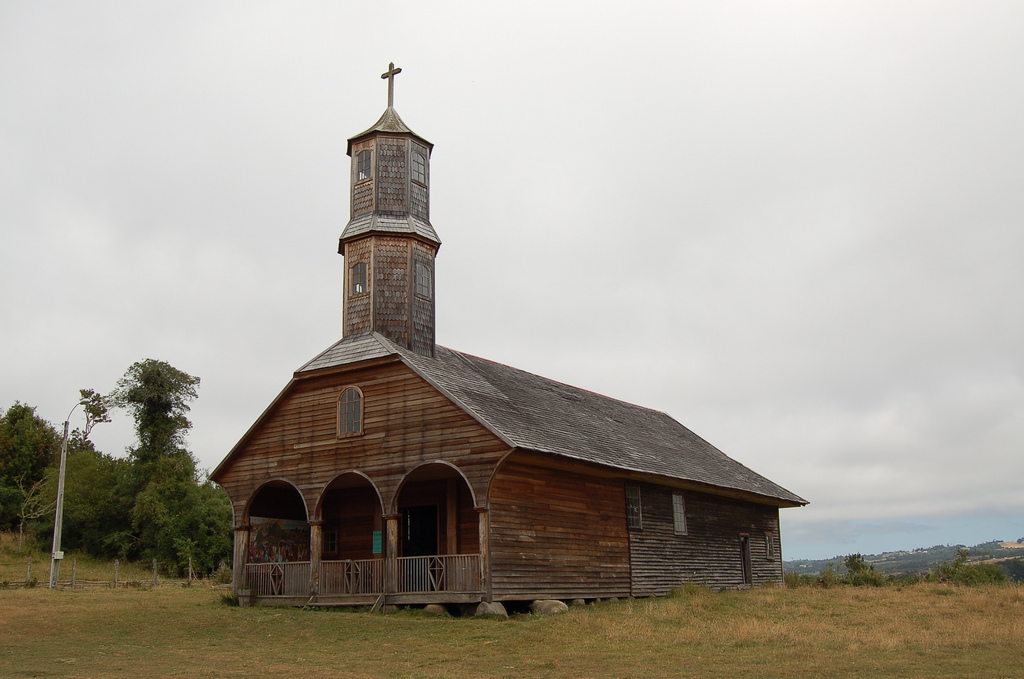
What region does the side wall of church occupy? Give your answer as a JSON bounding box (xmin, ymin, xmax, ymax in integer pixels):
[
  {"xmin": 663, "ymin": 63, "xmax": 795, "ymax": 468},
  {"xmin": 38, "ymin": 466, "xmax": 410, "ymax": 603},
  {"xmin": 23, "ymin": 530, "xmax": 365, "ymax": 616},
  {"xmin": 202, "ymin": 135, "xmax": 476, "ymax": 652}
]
[
  {"xmin": 628, "ymin": 483, "xmax": 783, "ymax": 594},
  {"xmin": 488, "ymin": 458, "xmax": 632, "ymax": 601}
]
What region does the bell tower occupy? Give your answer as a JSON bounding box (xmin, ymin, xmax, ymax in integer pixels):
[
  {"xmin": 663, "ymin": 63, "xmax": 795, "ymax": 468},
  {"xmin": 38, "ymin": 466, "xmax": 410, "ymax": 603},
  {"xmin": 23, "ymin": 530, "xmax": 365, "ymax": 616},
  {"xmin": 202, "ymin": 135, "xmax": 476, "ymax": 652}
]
[{"xmin": 339, "ymin": 63, "xmax": 440, "ymax": 357}]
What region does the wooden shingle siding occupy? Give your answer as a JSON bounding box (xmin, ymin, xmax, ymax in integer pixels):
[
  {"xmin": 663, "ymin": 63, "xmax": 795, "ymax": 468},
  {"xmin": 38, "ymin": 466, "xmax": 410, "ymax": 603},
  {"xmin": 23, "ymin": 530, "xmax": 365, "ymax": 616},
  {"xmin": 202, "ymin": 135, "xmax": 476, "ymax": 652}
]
[
  {"xmin": 410, "ymin": 241, "xmax": 435, "ymax": 356},
  {"xmin": 216, "ymin": 361, "xmax": 510, "ymax": 522},
  {"xmin": 628, "ymin": 483, "xmax": 782, "ymax": 595},
  {"xmin": 372, "ymin": 238, "xmax": 410, "ymax": 344},
  {"xmin": 342, "ymin": 239, "xmax": 373, "ymax": 336},
  {"xmin": 488, "ymin": 459, "xmax": 631, "ymax": 601},
  {"xmin": 376, "ymin": 137, "xmax": 407, "ymax": 213}
]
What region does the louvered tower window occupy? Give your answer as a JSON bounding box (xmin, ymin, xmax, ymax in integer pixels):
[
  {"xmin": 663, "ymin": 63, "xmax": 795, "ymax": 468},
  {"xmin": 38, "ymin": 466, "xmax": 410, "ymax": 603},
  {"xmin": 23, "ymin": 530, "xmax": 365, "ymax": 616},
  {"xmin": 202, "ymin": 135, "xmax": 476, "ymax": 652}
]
[
  {"xmin": 351, "ymin": 262, "xmax": 367, "ymax": 294},
  {"xmin": 357, "ymin": 150, "xmax": 372, "ymax": 181},
  {"xmin": 415, "ymin": 261, "xmax": 432, "ymax": 299},
  {"xmin": 411, "ymin": 151, "xmax": 427, "ymax": 185}
]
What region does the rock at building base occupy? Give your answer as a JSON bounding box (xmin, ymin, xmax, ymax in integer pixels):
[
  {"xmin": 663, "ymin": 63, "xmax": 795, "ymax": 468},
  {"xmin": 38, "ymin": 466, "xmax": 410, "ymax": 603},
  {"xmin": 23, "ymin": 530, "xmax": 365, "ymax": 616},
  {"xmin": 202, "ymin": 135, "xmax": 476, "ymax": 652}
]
[
  {"xmin": 424, "ymin": 604, "xmax": 447, "ymax": 616},
  {"xmin": 530, "ymin": 599, "xmax": 569, "ymax": 615},
  {"xmin": 570, "ymin": 598, "xmax": 586, "ymax": 607},
  {"xmin": 475, "ymin": 601, "xmax": 508, "ymax": 618}
]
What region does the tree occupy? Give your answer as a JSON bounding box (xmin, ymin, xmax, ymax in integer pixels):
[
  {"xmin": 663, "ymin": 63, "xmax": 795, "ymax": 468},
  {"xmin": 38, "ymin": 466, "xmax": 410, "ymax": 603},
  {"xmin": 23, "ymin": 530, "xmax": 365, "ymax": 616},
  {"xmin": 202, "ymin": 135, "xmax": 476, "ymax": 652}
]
[
  {"xmin": 78, "ymin": 388, "xmax": 111, "ymax": 439},
  {"xmin": 36, "ymin": 445, "xmax": 135, "ymax": 558},
  {"xmin": 0, "ymin": 403, "xmax": 60, "ymax": 530},
  {"xmin": 16, "ymin": 476, "xmax": 53, "ymax": 553},
  {"xmin": 112, "ymin": 359, "xmax": 200, "ymax": 467},
  {"xmin": 105, "ymin": 359, "xmax": 231, "ymax": 574}
]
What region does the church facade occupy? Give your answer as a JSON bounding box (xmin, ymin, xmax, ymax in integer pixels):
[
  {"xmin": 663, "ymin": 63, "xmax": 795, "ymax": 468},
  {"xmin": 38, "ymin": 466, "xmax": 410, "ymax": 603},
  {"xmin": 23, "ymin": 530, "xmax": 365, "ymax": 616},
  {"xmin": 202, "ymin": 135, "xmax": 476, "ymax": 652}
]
[{"xmin": 210, "ymin": 65, "xmax": 806, "ymax": 608}]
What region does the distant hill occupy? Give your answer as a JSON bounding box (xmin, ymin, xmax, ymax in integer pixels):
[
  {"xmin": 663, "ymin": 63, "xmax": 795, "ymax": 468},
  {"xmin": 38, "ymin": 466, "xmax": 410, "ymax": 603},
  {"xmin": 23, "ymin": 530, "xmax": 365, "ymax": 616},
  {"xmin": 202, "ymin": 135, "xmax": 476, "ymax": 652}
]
[{"xmin": 785, "ymin": 539, "xmax": 1024, "ymax": 581}]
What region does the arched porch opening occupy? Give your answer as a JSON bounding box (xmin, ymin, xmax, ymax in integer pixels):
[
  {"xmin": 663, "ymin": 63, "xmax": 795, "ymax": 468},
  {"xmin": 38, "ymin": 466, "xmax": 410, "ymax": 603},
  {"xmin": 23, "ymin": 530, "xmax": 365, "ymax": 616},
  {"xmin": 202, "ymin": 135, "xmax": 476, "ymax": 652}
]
[
  {"xmin": 392, "ymin": 462, "xmax": 481, "ymax": 597},
  {"xmin": 243, "ymin": 480, "xmax": 310, "ymax": 597},
  {"xmin": 316, "ymin": 472, "xmax": 385, "ymax": 597}
]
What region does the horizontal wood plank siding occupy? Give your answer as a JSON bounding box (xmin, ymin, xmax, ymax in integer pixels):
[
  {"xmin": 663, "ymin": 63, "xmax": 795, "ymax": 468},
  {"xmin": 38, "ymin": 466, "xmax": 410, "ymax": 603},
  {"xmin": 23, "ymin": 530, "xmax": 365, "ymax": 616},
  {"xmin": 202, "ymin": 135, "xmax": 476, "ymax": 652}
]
[
  {"xmin": 489, "ymin": 459, "xmax": 630, "ymax": 601},
  {"xmin": 216, "ymin": 361, "xmax": 509, "ymax": 522},
  {"xmin": 629, "ymin": 483, "xmax": 782, "ymax": 594}
]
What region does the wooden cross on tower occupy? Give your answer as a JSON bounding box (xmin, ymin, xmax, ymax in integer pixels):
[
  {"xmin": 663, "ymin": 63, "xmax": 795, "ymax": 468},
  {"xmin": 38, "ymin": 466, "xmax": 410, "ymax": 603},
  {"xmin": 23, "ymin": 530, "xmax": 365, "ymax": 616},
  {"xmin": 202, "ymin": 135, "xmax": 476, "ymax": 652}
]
[{"xmin": 381, "ymin": 62, "xmax": 402, "ymax": 108}]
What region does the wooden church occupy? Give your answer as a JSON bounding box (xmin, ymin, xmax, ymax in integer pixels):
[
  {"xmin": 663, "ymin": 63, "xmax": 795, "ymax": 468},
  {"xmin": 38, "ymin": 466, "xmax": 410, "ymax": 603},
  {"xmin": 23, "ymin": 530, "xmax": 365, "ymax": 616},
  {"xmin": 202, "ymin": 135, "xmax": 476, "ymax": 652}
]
[{"xmin": 211, "ymin": 64, "xmax": 806, "ymax": 609}]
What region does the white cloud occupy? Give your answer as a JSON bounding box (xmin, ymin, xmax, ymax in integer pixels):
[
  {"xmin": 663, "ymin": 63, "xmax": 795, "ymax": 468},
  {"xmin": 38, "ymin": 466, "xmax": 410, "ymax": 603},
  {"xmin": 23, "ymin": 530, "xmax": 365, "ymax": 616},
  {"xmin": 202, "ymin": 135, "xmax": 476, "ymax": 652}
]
[{"xmin": 2, "ymin": 1, "xmax": 1023, "ymax": 558}]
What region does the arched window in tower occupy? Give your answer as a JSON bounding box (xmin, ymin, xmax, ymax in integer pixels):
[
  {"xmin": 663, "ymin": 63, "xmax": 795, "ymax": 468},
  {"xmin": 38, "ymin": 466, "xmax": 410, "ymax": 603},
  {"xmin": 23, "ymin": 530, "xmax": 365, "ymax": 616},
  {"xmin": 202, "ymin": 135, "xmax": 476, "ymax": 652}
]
[
  {"xmin": 415, "ymin": 261, "xmax": 432, "ymax": 300},
  {"xmin": 357, "ymin": 150, "xmax": 372, "ymax": 182},
  {"xmin": 411, "ymin": 151, "xmax": 427, "ymax": 186},
  {"xmin": 351, "ymin": 262, "xmax": 367, "ymax": 295},
  {"xmin": 337, "ymin": 387, "xmax": 362, "ymax": 436}
]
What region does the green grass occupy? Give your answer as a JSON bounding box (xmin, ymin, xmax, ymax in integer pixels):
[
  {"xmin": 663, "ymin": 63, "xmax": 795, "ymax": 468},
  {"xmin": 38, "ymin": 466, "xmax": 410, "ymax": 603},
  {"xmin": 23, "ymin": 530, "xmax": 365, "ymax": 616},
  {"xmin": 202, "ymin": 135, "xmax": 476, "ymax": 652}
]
[{"xmin": 1, "ymin": 583, "xmax": 1023, "ymax": 678}]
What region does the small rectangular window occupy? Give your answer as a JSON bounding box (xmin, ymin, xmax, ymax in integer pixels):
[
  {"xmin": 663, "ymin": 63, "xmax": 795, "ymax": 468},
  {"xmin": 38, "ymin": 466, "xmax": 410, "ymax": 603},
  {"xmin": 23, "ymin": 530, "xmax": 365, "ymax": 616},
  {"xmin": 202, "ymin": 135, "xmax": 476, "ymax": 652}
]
[
  {"xmin": 357, "ymin": 150, "xmax": 372, "ymax": 181},
  {"xmin": 415, "ymin": 261, "xmax": 432, "ymax": 299},
  {"xmin": 672, "ymin": 493, "xmax": 687, "ymax": 534},
  {"xmin": 351, "ymin": 262, "xmax": 367, "ymax": 295},
  {"xmin": 625, "ymin": 485, "xmax": 642, "ymax": 530},
  {"xmin": 324, "ymin": 531, "xmax": 338, "ymax": 554},
  {"xmin": 765, "ymin": 532, "xmax": 776, "ymax": 560},
  {"xmin": 411, "ymin": 151, "xmax": 427, "ymax": 185}
]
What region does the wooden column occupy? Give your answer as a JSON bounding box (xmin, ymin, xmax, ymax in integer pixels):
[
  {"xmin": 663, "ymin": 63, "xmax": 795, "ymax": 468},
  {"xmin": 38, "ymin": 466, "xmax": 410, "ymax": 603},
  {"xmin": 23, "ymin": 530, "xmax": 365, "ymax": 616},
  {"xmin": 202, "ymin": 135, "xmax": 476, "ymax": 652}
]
[
  {"xmin": 446, "ymin": 478, "xmax": 458, "ymax": 554},
  {"xmin": 232, "ymin": 524, "xmax": 250, "ymax": 595},
  {"xmin": 309, "ymin": 520, "xmax": 323, "ymax": 596},
  {"xmin": 384, "ymin": 513, "xmax": 399, "ymax": 596},
  {"xmin": 476, "ymin": 506, "xmax": 490, "ymax": 601}
]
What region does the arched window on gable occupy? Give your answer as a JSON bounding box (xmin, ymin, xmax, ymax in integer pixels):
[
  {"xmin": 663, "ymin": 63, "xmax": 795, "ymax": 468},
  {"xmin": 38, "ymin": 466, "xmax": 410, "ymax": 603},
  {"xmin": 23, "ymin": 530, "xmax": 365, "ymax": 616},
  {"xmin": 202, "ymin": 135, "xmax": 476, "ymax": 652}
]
[{"xmin": 337, "ymin": 387, "xmax": 363, "ymax": 436}]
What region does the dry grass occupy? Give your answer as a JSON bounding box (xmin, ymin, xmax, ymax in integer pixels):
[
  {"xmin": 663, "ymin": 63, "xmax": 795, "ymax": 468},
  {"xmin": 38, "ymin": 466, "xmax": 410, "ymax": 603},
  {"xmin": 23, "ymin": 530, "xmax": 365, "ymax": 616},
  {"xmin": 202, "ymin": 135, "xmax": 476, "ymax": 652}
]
[
  {"xmin": 1, "ymin": 583, "xmax": 1022, "ymax": 678},
  {"xmin": 1, "ymin": 532, "xmax": 168, "ymax": 585}
]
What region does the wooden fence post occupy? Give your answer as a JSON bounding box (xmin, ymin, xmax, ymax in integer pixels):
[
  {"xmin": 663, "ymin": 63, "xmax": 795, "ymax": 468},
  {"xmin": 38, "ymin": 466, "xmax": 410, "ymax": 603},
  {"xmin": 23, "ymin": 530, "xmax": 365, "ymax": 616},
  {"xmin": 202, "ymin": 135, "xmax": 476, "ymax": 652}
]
[
  {"xmin": 71, "ymin": 558, "xmax": 76, "ymax": 589},
  {"xmin": 188, "ymin": 557, "xmax": 193, "ymax": 585},
  {"xmin": 26, "ymin": 556, "xmax": 31, "ymax": 585},
  {"xmin": 152, "ymin": 558, "xmax": 158, "ymax": 586},
  {"xmin": 114, "ymin": 559, "xmax": 119, "ymax": 588}
]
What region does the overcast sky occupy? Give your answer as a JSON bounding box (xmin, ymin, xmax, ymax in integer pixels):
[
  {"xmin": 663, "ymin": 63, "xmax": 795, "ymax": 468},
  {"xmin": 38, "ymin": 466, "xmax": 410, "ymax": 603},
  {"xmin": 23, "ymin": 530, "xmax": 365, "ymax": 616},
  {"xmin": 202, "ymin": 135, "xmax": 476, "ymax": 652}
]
[{"xmin": 2, "ymin": 1, "xmax": 1022, "ymax": 560}]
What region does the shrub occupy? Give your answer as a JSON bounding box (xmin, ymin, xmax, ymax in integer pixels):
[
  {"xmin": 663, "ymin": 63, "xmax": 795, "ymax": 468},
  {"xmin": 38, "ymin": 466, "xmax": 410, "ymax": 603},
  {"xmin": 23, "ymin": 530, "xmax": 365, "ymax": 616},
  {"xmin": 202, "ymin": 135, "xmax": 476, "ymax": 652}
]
[
  {"xmin": 844, "ymin": 553, "xmax": 887, "ymax": 587},
  {"xmin": 818, "ymin": 563, "xmax": 842, "ymax": 588},
  {"xmin": 931, "ymin": 549, "xmax": 1007, "ymax": 585}
]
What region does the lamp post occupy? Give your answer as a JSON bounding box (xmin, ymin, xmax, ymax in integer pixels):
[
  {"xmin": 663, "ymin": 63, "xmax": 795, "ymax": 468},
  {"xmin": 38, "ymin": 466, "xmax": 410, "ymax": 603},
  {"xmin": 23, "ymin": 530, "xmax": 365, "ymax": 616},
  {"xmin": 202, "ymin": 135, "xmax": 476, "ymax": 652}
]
[{"xmin": 49, "ymin": 402, "xmax": 79, "ymax": 589}]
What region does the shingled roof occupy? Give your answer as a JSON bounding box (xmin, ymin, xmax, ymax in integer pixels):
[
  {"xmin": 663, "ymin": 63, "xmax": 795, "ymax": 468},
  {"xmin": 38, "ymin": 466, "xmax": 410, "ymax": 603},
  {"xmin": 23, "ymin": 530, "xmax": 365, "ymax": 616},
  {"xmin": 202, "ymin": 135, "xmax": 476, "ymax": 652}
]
[
  {"xmin": 338, "ymin": 213, "xmax": 440, "ymax": 247},
  {"xmin": 298, "ymin": 333, "xmax": 807, "ymax": 507},
  {"xmin": 346, "ymin": 106, "xmax": 432, "ymax": 155}
]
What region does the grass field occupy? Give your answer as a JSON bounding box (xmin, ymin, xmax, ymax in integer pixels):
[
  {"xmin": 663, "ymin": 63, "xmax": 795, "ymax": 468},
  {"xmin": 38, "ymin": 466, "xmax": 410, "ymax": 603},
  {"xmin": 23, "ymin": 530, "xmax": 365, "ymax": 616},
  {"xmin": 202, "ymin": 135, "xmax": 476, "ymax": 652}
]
[
  {"xmin": 2, "ymin": 582, "xmax": 1022, "ymax": 678},
  {"xmin": 0, "ymin": 533, "xmax": 189, "ymax": 586}
]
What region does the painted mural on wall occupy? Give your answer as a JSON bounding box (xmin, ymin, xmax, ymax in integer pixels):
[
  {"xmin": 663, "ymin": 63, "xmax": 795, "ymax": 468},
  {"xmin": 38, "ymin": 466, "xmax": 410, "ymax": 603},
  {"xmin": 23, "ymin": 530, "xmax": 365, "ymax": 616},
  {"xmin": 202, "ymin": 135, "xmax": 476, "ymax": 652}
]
[{"xmin": 248, "ymin": 516, "xmax": 311, "ymax": 563}]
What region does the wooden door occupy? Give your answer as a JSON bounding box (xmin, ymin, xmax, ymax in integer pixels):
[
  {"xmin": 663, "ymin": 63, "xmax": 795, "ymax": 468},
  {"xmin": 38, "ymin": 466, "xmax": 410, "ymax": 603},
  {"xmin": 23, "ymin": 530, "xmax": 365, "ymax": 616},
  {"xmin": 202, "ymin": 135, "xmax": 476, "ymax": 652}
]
[{"xmin": 403, "ymin": 505, "xmax": 438, "ymax": 557}]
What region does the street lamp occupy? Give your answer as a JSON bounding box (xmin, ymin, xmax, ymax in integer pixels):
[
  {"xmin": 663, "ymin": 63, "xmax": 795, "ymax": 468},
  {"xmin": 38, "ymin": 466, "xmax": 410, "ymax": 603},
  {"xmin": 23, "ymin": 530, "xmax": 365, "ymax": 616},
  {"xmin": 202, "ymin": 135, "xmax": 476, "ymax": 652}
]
[{"xmin": 49, "ymin": 402, "xmax": 80, "ymax": 589}]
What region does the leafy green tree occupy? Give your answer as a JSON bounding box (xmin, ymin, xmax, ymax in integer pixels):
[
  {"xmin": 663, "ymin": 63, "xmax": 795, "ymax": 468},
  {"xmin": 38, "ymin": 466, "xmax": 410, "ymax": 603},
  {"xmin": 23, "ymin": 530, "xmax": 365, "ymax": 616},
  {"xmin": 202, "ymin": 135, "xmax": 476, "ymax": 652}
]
[
  {"xmin": 107, "ymin": 359, "xmax": 231, "ymax": 574},
  {"xmin": 112, "ymin": 360, "xmax": 200, "ymax": 467},
  {"xmin": 35, "ymin": 445, "xmax": 135, "ymax": 557},
  {"xmin": 0, "ymin": 403, "xmax": 60, "ymax": 530},
  {"xmin": 78, "ymin": 388, "xmax": 111, "ymax": 439}
]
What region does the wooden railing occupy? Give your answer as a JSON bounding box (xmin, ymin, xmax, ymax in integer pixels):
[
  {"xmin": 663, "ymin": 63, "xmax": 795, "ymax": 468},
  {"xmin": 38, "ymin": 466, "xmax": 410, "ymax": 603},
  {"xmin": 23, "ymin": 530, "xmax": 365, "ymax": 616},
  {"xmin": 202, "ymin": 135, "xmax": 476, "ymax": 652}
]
[
  {"xmin": 320, "ymin": 559, "xmax": 384, "ymax": 595},
  {"xmin": 244, "ymin": 555, "xmax": 480, "ymax": 597},
  {"xmin": 245, "ymin": 562, "xmax": 310, "ymax": 596},
  {"xmin": 397, "ymin": 554, "xmax": 480, "ymax": 593}
]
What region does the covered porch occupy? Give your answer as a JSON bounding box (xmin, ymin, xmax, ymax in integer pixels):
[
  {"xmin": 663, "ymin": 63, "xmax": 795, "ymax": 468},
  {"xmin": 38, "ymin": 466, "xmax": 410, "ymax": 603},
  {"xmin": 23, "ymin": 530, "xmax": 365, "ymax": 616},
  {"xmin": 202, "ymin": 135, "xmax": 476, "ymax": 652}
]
[{"xmin": 236, "ymin": 465, "xmax": 487, "ymax": 606}]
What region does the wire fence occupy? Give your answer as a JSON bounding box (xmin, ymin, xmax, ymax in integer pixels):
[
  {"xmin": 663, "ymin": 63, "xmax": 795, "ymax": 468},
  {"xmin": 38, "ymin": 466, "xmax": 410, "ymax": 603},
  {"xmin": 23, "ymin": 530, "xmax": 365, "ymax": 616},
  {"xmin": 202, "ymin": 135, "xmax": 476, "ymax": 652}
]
[{"xmin": 1, "ymin": 554, "xmax": 225, "ymax": 590}]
